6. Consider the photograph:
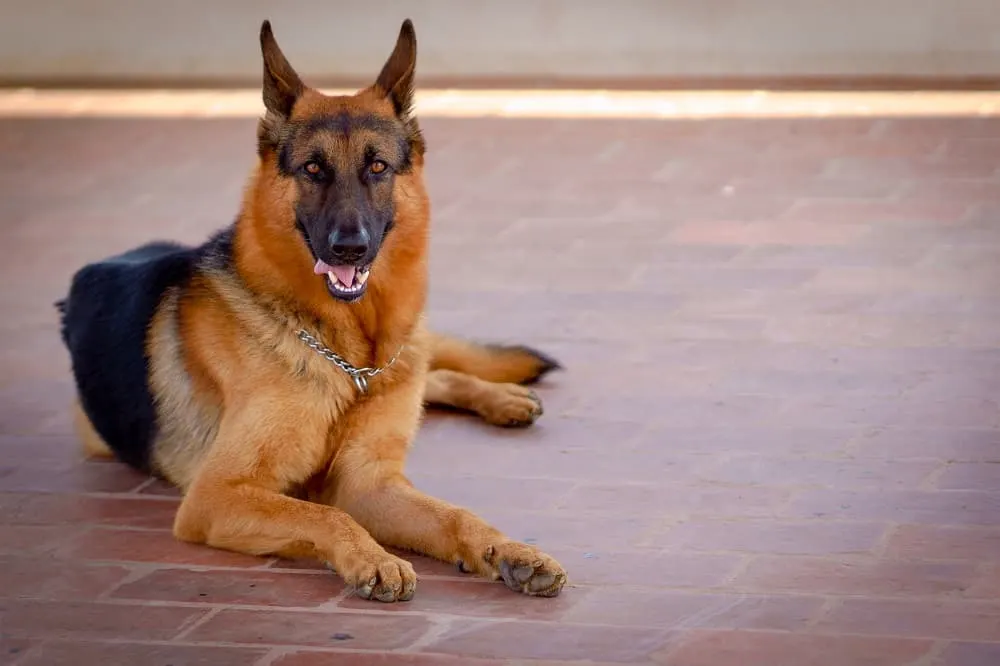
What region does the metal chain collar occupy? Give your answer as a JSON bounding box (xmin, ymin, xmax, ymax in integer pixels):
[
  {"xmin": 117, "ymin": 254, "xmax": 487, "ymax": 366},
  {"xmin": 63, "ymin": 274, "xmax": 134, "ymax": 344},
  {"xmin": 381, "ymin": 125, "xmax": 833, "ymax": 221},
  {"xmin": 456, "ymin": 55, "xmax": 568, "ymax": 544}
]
[{"xmin": 296, "ymin": 329, "xmax": 403, "ymax": 394}]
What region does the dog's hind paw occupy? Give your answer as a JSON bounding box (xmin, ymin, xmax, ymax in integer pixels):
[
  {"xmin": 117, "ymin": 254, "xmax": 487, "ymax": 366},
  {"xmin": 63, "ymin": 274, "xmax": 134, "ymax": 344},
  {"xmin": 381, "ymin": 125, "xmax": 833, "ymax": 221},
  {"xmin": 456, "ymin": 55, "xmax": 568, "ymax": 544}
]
[{"xmin": 476, "ymin": 383, "xmax": 544, "ymax": 427}]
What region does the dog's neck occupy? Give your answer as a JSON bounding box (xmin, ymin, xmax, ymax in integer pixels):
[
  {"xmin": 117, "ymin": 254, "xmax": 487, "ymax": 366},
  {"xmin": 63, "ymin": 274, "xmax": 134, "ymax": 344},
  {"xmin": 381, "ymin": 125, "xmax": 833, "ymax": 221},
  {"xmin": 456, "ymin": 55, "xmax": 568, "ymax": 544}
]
[{"xmin": 233, "ymin": 159, "xmax": 429, "ymax": 367}]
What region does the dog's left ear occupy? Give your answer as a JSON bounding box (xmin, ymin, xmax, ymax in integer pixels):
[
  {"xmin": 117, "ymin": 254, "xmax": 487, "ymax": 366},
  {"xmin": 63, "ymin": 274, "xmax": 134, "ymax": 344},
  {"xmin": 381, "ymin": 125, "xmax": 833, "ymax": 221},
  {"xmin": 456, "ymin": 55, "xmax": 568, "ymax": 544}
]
[{"xmin": 375, "ymin": 19, "xmax": 417, "ymax": 120}]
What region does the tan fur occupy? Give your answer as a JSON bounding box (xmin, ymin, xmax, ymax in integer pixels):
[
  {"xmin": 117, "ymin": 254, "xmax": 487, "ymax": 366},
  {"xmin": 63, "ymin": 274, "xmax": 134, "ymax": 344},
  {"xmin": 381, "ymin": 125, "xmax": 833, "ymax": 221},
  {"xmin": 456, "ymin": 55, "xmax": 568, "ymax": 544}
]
[
  {"xmin": 424, "ymin": 369, "xmax": 543, "ymax": 426},
  {"xmin": 73, "ymin": 400, "xmax": 114, "ymax": 459},
  {"xmin": 75, "ymin": 20, "xmax": 566, "ymax": 602}
]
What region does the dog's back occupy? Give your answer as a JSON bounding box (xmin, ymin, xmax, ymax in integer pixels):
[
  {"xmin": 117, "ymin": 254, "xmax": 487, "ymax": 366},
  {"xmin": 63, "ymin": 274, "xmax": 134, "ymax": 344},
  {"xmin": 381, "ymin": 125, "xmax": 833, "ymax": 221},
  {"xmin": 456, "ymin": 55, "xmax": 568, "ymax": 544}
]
[{"xmin": 58, "ymin": 240, "xmax": 199, "ymax": 472}]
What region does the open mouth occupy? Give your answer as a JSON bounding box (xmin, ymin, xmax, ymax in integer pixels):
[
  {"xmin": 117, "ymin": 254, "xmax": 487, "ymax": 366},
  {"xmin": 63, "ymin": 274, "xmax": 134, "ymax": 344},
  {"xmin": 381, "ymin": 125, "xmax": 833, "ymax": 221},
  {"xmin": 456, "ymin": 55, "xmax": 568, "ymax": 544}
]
[{"xmin": 314, "ymin": 260, "xmax": 371, "ymax": 301}]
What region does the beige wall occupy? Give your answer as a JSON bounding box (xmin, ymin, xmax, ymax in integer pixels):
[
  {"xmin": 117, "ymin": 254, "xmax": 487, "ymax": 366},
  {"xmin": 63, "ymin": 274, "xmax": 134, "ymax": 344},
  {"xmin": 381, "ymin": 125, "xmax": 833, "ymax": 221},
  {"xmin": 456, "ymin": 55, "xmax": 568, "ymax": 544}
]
[{"xmin": 2, "ymin": 0, "xmax": 999, "ymax": 83}]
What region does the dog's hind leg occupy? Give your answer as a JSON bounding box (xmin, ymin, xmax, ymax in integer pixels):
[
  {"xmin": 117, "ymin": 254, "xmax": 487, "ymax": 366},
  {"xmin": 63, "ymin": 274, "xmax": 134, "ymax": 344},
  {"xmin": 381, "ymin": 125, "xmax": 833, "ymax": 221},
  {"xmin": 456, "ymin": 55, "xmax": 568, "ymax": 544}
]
[
  {"xmin": 424, "ymin": 332, "xmax": 560, "ymax": 426},
  {"xmin": 423, "ymin": 369, "xmax": 543, "ymax": 427},
  {"xmin": 73, "ymin": 399, "xmax": 115, "ymax": 459}
]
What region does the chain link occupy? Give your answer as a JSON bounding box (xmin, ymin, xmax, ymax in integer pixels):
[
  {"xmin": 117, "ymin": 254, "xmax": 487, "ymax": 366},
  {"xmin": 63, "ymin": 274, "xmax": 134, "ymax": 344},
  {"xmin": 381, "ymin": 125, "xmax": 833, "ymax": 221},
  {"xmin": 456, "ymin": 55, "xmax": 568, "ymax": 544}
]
[{"xmin": 296, "ymin": 329, "xmax": 402, "ymax": 394}]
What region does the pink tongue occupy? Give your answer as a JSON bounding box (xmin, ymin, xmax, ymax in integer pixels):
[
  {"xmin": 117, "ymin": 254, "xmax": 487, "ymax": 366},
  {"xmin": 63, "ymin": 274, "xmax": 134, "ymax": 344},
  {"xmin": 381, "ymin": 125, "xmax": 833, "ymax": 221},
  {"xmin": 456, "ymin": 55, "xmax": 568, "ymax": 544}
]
[
  {"xmin": 314, "ymin": 260, "xmax": 356, "ymax": 286},
  {"xmin": 330, "ymin": 265, "xmax": 356, "ymax": 286}
]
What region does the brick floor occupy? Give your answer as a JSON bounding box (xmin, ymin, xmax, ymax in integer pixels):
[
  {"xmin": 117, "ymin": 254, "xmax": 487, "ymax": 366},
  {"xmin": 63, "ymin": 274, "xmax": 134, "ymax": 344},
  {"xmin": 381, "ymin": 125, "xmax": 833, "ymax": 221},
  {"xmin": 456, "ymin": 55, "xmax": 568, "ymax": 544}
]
[{"xmin": 2, "ymin": 113, "xmax": 1000, "ymax": 664}]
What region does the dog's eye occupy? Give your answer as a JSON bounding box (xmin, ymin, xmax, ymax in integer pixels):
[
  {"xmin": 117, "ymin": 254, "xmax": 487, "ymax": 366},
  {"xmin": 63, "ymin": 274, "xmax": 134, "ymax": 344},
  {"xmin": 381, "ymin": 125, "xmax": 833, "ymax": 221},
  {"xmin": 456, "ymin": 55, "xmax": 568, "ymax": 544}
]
[
  {"xmin": 303, "ymin": 161, "xmax": 323, "ymax": 178},
  {"xmin": 369, "ymin": 160, "xmax": 388, "ymax": 175}
]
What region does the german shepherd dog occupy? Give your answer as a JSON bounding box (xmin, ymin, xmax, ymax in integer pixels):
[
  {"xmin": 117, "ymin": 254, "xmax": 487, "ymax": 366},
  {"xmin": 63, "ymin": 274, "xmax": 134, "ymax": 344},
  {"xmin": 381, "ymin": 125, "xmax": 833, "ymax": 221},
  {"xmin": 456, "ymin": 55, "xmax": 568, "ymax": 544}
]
[{"xmin": 56, "ymin": 19, "xmax": 567, "ymax": 601}]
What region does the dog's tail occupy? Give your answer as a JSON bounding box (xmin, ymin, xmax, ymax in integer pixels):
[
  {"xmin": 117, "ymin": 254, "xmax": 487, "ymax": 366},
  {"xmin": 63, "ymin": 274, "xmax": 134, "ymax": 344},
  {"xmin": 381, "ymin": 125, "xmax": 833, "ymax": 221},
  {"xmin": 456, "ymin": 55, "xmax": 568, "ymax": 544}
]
[{"xmin": 427, "ymin": 332, "xmax": 562, "ymax": 385}]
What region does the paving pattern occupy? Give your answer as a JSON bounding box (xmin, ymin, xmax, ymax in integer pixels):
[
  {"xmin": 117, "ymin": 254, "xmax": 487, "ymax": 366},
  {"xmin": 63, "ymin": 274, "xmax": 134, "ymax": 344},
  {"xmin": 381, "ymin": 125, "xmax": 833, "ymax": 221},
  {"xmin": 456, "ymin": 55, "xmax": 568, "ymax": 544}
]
[{"xmin": 2, "ymin": 113, "xmax": 1000, "ymax": 665}]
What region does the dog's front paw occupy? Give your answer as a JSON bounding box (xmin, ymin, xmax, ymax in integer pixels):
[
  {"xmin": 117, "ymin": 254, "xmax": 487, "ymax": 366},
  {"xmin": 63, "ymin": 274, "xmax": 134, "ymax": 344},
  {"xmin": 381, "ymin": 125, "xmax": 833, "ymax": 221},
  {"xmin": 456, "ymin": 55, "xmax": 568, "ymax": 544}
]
[
  {"xmin": 483, "ymin": 541, "xmax": 567, "ymax": 597},
  {"xmin": 477, "ymin": 384, "xmax": 544, "ymax": 427},
  {"xmin": 331, "ymin": 547, "xmax": 417, "ymax": 602}
]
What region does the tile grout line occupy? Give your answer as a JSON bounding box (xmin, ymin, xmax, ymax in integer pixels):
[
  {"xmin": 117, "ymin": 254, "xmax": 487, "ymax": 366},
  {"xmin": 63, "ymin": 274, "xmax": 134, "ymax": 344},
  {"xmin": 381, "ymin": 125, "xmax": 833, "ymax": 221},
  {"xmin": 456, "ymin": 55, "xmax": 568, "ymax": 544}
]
[
  {"xmin": 170, "ymin": 606, "xmax": 224, "ymax": 641},
  {"xmin": 396, "ymin": 614, "xmax": 462, "ymax": 653},
  {"xmin": 251, "ymin": 647, "xmax": 292, "ymax": 666},
  {"xmin": 909, "ymin": 640, "xmax": 951, "ymax": 666},
  {"xmin": 93, "ymin": 563, "xmax": 161, "ymax": 601}
]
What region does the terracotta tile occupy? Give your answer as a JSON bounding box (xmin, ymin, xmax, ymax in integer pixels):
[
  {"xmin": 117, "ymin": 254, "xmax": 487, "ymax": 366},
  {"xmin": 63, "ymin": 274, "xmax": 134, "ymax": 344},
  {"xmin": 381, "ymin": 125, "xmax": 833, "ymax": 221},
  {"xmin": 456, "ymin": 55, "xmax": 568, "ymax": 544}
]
[
  {"xmin": 763, "ymin": 314, "xmax": 959, "ymax": 347},
  {"xmin": 557, "ymin": 482, "xmax": 792, "ymax": 520},
  {"xmin": 657, "ymin": 630, "xmax": 933, "ymax": 666},
  {"xmin": 881, "ymin": 118, "xmax": 1000, "ymax": 138},
  {"xmin": 0, "ymin": 524, "xmax": 83, "ymax": 555},
  {"xmin": 635, "ymin": 266, "xmax": 816, "ymax": 293},
  {"xmin": 0, "ymin": 379, "xmax": 75, "ymax": 436},
  {"xmin": 422, "ymin": 619, "xmax": 674, "ymax": 661},
  {"xmin": 690, "ymin": 596, "xmax": 827, "ymax": 631},
  {"xmin": 628, "ymin": 192, "xmax": 794, "ymax": 222},
  {"xmin": 788, "ymin": 489, "xmax": 1000, "ymax": 526},
  {"xmin": 818, "ymin": 598, "xmax": 1000, "ymax": 641},
  {"xmin": 16, "ymin": 642, "xmax": 269, "ymax": 666},
  {"xmin": 655, "ymin": 519, "xmax": 887, "ymax": 555},
  {"xmin": 936, "ymin": 642, "xmax": 1000, "ymax": 666},
  {"xmin": 667, "ymin": 220, "xmax": 867, "ymax": 246},
  {"xmin": 708, "ymin": 366, "xmax": 921, "ymax": 396},
  {"xmin": 885, "ymin": 525, "xmax": 1000, "ymax": 560},
  {"xmin": 111, "ymin": 568, "xmax": 343, "ymax": 607},
  {"xmin": 412, "ymin": 421, "xmax": 689, "ymax": 484},
  {"xmin": 569, "ymin": 394, "xmax": 786, "ymax": 428},
  {"xmin": 461, "ymin": 508, "xmax": 653, "ymax": 550},
  {"xmin": 868, "ymin": 293, "xmax": 1000, "ymax": 316},
  {"xmin": 405, "ymin": 474, "xmax": 577, "ymax": 513},
  {"xmin": 694, "ymin": 458, "xmax": 938, "ymax": 490},
  {"xmin": 62, "ymin": 527, "xmax": 268, "ymax": 568},
  {"xmin": 967, "ymin": 564, "xmax": 1000, "ymax": 598},
  {"xmin": 0, "ymin": 599, "xmax": 207, "ymax": 640},
  {"xmin": 136, "ymin": 478, "xmax": 183, "ymax": 496},
  {"xmin": 0, "ymin": 435, "xmax": 82, "ymax": 466},
  {"xmin": 543, "ymin": 548, "xmax": 741, "ymax": 588},
  {"xmin": 777, "ymin": 394, "xmax": 1000, "ymax": 430},
  {"xmin": 0, "ymin": 637, "xmax": 35, "ymax": 666},
  {"xmin": 0, "ymin": 493, "xmax": 179, "ymax": 529},
  {"xmin": 0, "ymin": 460, "xmax": 149, "ymax": 494},
  {"xmin": 781, "ymin": 198, "xmax": 973, "ymax": 224},
  {"xmin": 935, "ymin": 462, "xmax": 1000, "ymax": 491},
  {"xmin": 636, "ymin": 426, "xmax": 852, "ymax": 457},
  {"xmin": 0, "ymin": 555, "xmax": 131, "ymax": 601},
  {"xmin": 852, "ymin": 428, "xmax": 1000, "ymax": 462},
  {"xmin": 726, "ymin": 175, "xmax": 902, "ymax": 199},
  {"xmin": 566, "ymin": 589, "xmax": 823, "ymax": 631},
  {"xmin": 185, "ymin": 609, "xmax": 431, "ymax": 649},
  {"xmin": 897, "ymin": 178, "xmax": 1000, "ymax": 204},
  {"xmin": 734, "ymin": 556, "xmax": 980, "ymax": 596},
  {"xmin": 274, "ymin": 653, "xmax": 506, "ymax": 666}
]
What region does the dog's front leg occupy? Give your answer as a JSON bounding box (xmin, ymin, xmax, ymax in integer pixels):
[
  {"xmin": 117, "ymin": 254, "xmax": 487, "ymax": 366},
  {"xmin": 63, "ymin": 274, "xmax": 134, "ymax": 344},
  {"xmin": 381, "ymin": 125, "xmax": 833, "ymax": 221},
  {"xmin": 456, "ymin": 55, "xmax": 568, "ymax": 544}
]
[
  {"xmin": 321, "ymin": 377, "xmax": 567, "ymax": 598},
  {"xmin": 172, "ymin": 394, "xmax": 416, "ymax": 602}
]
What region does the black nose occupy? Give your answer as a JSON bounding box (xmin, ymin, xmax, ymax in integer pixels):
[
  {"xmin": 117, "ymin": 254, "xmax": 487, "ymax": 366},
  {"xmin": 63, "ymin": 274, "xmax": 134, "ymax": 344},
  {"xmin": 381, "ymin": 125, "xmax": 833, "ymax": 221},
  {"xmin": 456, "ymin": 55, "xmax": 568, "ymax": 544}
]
[{"xmin": 328, "ymin": 225, "xmax": 370, "ymax": 264}]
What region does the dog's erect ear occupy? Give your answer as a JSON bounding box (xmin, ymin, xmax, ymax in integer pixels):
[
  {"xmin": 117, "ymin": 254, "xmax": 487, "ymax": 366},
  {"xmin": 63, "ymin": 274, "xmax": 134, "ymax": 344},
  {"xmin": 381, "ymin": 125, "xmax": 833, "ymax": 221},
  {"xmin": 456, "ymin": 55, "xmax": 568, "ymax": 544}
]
[
  {"xmin": 375, "ymin": 19, "xmax": 417, "ymax": 119},
  {"xmin": 260, "ymin": 20, "xmax": 304, "ymax": 119}
]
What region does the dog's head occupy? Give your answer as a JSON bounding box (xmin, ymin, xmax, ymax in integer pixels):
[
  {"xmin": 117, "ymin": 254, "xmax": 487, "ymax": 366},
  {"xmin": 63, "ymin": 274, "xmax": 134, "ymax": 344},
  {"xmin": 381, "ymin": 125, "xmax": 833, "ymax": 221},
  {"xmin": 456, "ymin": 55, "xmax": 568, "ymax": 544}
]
[{"xmin": 256, "ymin": 19, "xmax": 425, "ymax": 303}]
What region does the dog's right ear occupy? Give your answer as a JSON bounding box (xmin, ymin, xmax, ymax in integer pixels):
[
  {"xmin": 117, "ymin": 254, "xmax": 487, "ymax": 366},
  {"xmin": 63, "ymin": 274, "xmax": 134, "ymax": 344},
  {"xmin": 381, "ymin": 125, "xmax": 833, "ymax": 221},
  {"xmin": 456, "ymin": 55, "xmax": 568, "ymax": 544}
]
[{"xmin": 260, "ymin": 20, "xmax": 304, "ymax": 120}]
